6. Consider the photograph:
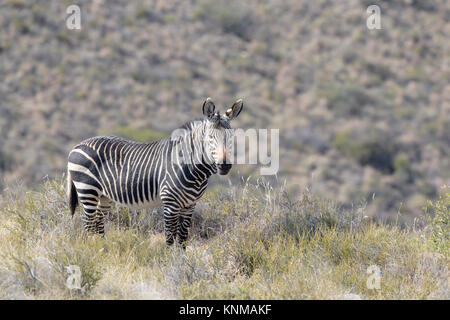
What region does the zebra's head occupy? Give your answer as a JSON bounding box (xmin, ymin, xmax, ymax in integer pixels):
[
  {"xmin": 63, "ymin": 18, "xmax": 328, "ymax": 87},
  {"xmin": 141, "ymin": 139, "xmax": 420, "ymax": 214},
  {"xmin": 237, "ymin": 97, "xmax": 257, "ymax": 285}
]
[{"xmin": 202, "ymin": 97, "xmax": 243, "ymax": 175}]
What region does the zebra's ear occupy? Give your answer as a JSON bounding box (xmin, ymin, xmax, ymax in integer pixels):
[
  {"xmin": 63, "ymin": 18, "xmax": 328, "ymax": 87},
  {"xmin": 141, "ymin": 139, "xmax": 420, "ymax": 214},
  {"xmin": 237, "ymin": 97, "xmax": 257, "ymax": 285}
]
[
  {"xmin": 202, "ymin": 97, "xmax": 216, "ymax": 118},
  {"xmin": 225, "ymin": 99, "xmax": 243, "ymax": 120}
]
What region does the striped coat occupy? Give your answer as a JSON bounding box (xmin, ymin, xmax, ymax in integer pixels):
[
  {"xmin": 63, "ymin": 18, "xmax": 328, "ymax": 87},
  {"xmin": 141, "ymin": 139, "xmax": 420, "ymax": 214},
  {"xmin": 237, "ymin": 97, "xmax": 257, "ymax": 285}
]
[{"xmin": 67, "ymin": 98, "xmax": 243, "ymax": 247}]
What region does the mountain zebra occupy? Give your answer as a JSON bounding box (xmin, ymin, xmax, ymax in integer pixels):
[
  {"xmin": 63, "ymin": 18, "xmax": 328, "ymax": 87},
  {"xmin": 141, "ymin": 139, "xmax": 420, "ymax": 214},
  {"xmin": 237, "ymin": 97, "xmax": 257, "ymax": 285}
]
[{"xmin": 67, "ymin": 98, "xmax": 243, "ymax": 247}]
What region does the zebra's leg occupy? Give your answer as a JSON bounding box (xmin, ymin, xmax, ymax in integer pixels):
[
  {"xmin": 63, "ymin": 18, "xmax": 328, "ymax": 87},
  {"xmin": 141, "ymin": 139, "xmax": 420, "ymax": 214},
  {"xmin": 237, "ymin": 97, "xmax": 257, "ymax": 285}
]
[
  {"xmin": 78, "ymin": 195, "xmax": 100, "ymax": 234},
  {"xmin": 177, "ymin": 205, "xmax": 195, "ymax": 249},
  {"xmin": 163, "ymin": 205, "xmax": 180, "ymax": 246},
  {"xmin": 96, "ymin": 196, "xmax": 111, "ymax": 235}
]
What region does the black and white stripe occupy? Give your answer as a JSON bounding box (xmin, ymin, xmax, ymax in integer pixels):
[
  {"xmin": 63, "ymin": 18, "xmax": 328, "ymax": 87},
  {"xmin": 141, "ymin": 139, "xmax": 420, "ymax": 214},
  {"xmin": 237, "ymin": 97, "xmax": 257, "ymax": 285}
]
[{"xmin": 67, "ymin": 98, "xmax": 243, "ymax": 247}]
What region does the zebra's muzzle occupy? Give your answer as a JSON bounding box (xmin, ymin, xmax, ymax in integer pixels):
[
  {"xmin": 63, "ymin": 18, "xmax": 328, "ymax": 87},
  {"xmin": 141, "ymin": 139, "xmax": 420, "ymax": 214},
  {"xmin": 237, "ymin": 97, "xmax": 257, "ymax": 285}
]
[{"xmin": 217, "ymin": 163, "xmax": 232, "ymax": 175}]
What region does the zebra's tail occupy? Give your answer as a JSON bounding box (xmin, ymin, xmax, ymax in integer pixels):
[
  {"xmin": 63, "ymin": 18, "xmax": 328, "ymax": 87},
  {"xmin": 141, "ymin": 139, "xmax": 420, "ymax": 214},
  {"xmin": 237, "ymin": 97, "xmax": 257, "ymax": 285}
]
[{"xmin": 67, "ymin": 170, "xmax": 78, "ymax": 216}]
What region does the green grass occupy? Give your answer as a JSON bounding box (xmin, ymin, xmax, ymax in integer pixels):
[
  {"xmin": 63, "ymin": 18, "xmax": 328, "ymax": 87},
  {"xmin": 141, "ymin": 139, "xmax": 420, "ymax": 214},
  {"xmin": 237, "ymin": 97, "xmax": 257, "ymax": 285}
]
[{"xmin": 0, "ymin": 178, "xmax": 447, "ymax": 299}]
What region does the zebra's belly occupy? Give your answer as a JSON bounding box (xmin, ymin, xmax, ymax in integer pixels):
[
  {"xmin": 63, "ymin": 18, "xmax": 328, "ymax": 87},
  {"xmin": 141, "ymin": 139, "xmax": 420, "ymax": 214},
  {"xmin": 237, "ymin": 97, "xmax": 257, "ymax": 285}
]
[{"xmin": 111, "ymin": 196, "xmax": 162, "ymax": 210}]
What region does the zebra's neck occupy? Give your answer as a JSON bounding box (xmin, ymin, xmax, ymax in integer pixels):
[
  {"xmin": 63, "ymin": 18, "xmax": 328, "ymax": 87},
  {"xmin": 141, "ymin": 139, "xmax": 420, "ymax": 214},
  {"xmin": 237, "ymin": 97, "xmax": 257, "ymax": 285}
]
[{"xmin": 173, "ymin": 119, "xmax": 217, "ymax": 180}]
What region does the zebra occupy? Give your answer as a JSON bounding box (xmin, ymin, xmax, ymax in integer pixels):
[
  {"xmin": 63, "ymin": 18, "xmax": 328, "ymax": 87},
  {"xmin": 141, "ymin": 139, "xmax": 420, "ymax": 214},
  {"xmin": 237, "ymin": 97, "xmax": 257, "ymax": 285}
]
[{"xmin": 67, "ymin": 97, "xmax": 243, "ymax": 247}]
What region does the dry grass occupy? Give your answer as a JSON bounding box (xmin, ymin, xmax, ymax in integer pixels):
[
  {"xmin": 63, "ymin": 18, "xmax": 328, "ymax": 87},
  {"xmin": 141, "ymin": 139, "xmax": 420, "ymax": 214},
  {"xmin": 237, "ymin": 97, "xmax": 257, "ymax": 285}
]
[
  {"xmin": 1, "ymin": 0, "xmax": 449, "ymax": 222},
  {"xmin": 0, "ymin": 177, "xmax": 448, "ymax": 300}
]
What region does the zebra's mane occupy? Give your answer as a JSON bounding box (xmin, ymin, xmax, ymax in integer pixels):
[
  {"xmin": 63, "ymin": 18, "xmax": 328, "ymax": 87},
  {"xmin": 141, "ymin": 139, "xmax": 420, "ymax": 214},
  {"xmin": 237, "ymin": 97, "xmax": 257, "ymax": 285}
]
[
  {"xmin": 178, "ymin": 119, "xmax": 204, "ymax": 131},
  {"xmin": 178, "ymin": 113, "xmax": 231, "ymax": 132}
]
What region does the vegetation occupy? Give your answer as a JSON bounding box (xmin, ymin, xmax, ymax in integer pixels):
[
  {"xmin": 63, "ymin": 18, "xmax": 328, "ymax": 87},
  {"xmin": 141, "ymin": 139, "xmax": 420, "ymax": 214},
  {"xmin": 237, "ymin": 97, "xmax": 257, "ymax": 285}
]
[
  {"xmin": 425, "ymin": 186, "xmax": 449, "ymax": 256},
  {"xmin": 0, "ymin": 0, "xmax": 448, "ymax": 223},
  {"xmin": 0, "ymin": 178, "xmax": 447, "ymax": 299},
  {"xmin": 0, "ymin": 1, "xmax": 448, "ymax": 300},
  {"xmin": 99, "ymin": 125, "xmax": 167, "ymax": 143},
  {"xmin": 194, "ymin": 0, "xmax": 255, "ymax": 41}
]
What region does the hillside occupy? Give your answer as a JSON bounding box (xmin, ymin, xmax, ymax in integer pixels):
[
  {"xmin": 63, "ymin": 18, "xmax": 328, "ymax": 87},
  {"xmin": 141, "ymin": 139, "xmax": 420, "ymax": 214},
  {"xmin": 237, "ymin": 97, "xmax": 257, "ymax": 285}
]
[
  {"xmin": 0, "ymin": 0, "xmax": 449, "ymax": 223},
  {"xmin": 0, "ymin": 178, "xmax": 448, "ymax": 299}
]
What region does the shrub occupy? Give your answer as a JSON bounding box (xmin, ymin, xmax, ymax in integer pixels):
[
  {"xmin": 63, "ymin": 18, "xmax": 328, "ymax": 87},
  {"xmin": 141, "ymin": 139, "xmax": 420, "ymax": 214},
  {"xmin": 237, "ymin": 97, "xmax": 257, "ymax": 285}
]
[
  {"xmin": 195, "ymin": 0, "xmax": 255, "ymax": 40},
  {"xmin": 425, "ymin": 186, "xmax": 450, "ymax": 255},
  {"xmin": 332, "ymin": 129, "xmax": 397, "ymax": 173},
  {"xmin": 0, "ymin": 149, "xmax": 14, "ymax": 171},
  {"xmin": 319, "ymin": 84, "xmax": 375, "ymax": 117}
]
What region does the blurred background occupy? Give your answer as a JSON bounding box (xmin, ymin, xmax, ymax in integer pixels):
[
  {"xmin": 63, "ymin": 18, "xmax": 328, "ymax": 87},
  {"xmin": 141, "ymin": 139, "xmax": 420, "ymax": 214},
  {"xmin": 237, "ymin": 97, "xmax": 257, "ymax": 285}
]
[{"xmin": 0, "ymin": 0, "xmax": 448, "ymax": 223}]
